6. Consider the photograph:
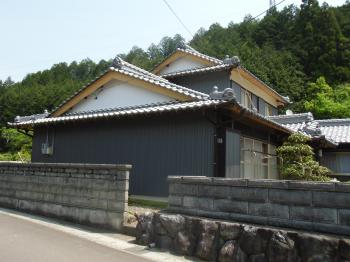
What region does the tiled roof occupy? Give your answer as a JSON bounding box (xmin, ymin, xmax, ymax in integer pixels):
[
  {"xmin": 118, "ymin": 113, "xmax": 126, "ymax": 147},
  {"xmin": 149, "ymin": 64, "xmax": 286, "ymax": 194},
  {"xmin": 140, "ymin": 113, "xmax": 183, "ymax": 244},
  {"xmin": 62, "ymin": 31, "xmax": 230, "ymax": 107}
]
[
  {"xmin": 268, "ymin": 113, "xmax": 324, "ymax": 138},
  {"xmin": 318, "ymin": 119, "xmax": 350, "ymax": 143},
  {"xmin": 50, "ymin": 57, "xmax": 209, "ymax": 116},
  {"xmin": 268, "ymin": 113, "xmax": 314, "ymax": 125},
  {"xmin": 176, "ymin": 45, "xmax": 223, "ymax": 65},
  {"xmin": 161, "ymin": 63, "xmax": 233, "ymax": 78},
  {"xmin": 236, "ymin": 103, "xmax": 292, "ymax": 134},
  {"xmin": 14, "ymin": 111, "xmax": 49, "ymax": 123},
  {"xmin": 268, "ymin": 113, "xmax": 350, "ymax": 144},
  {"xmin": 159, "ymin": 50, "xmax": 289, "ymax": 104},
  {"xmin": 10, "ymin": 96, "xmax": 292, "ymax": 134},
  {"xmin": 10, "ymin": 100, "xmax": 227, "ymax": 127},
  {"xmin": 151, "ymin": 43, "xmax": 223, "ymax": 74}
]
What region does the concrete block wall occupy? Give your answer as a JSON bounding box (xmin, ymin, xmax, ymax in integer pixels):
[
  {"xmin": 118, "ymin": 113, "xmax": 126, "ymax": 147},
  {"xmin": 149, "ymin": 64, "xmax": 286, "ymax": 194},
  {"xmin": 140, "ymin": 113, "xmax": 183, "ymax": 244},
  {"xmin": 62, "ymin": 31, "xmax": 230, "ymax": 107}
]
[
  {"xmin": 0, "ymin": 162, "xmax": 131, "ymax": 230},
  {"xmin": 168, "ymin": 176, "xmax": 350, "ymax": 236}
]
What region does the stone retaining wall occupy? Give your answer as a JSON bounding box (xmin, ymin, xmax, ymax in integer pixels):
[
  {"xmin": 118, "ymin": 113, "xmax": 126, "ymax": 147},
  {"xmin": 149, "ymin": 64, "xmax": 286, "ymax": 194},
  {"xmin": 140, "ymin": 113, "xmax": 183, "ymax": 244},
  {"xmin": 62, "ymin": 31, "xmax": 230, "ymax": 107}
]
[
  {"xmin": 0, "ymin": 162, "xmax": 131, "ymax": 230},
  {"xmin": 168, "ymin": 176, "xmax": 350, "ymax": 236},
  {"xmin": 136, "ymin": 212, "xmax": 350, "ymax": 262}
]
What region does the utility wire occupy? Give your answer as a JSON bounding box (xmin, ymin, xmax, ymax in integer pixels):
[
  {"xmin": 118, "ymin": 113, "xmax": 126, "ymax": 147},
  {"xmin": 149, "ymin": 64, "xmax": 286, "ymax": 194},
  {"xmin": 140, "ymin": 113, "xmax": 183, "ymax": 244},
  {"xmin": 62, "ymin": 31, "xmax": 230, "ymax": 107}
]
[
  {"xmin": 248, "ymin": 0, "xmax": 288, "ymax": 22},
  {"xmin": 238, "ymin": 0, "xmax": 288, "ymax": 49},
  {"xmin": 4, "ymin": 0, "xmax": 288, "ymax": 79},
  {"xmin": 162, "ymin": 0, "xmax": 194, "ymax": 38}
]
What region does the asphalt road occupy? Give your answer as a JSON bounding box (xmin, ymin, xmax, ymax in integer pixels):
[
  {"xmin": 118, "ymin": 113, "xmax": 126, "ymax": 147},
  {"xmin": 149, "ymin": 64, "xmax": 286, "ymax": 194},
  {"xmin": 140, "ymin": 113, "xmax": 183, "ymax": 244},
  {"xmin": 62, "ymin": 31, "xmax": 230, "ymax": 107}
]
[{"xmin": 0, "ymin": 213, "xmax": 151, "ymax": 262}]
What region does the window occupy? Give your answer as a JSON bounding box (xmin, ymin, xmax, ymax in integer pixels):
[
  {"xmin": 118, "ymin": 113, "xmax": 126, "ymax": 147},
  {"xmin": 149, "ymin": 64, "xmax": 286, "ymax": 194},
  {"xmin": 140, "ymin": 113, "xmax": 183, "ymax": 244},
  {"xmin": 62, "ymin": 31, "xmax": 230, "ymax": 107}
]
[
  {"xmin": 241, "ymin": 89, "xmax": 253, "ymax": 109},
  {"xmin": 265, "ymin": 103, "xmax": 273, "ymax": 116},
  {"xmin": 240, "ymin": 137, "xmax": 278, "ymax": 179}
]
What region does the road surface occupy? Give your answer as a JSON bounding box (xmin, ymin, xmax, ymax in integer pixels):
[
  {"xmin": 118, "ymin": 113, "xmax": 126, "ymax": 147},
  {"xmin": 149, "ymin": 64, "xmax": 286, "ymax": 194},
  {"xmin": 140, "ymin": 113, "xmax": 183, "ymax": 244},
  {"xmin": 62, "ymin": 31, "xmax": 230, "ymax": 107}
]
[{"xmin": 0, "ymin": 212, "xmax": 151, "ymax": 262}]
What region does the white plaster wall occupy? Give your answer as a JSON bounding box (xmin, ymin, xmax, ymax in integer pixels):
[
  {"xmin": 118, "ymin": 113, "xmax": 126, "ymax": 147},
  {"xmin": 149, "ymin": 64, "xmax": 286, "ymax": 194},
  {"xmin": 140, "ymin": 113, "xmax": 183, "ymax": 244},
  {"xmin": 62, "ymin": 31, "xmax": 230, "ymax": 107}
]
[
  {"xmin": 68, "ymin": 79, "xmax": 174, "ymax": 114},
  {"xmin": 159, "ymin": 57, "xmax": 207, "ymax": 75}
]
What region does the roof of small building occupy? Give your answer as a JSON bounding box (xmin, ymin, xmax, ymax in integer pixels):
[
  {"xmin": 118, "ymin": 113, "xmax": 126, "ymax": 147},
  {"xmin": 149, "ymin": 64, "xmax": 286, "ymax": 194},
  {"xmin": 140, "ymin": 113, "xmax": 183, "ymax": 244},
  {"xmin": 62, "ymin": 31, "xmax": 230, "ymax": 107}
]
[{"xmin": 268, "ymin": 113, "xmax": 350, "ymax": 144}]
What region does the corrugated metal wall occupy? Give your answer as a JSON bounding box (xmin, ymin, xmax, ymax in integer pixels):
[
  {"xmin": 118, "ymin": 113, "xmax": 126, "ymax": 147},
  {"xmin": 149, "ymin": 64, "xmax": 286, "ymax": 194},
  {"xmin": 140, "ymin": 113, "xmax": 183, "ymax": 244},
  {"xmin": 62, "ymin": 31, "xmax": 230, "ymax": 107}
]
[
  {"xmin": 32, "ymin": 112, "xmax": 215, "ymax": 196},
  {"xmin": 321, "ymin": 152, "xmax": 350, "ymax": 174},
  {"xmin": 170, "ymin": 71, "xmax": 231, "ymax": 94}
]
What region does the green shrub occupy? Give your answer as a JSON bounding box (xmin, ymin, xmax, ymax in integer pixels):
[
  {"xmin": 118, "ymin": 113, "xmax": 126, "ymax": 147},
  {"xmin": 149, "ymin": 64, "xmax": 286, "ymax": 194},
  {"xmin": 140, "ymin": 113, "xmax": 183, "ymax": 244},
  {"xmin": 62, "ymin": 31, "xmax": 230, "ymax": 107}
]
[
  {"xmin": 276, "ymin": 133, "xmax": 330, "ymax": 181},
  {"xmin": 0, "ymin": 127, "xmax": 32, "ymax": 162}
]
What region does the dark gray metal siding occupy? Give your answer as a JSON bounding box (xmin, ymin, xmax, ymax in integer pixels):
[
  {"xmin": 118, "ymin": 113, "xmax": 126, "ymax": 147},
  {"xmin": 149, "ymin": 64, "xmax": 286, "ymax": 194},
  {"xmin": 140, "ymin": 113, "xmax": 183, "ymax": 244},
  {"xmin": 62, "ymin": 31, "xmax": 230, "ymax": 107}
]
[
  {"xmin": 170, "ymin": 71, "xmax": 231, "ymax": 94},
  {"xmin": 320, "ymin": 152, "xmax": 350, "ymax": 174},
  {"xmin": 32, "ymin": 112, "xmax": 215, "ymax": 196}
]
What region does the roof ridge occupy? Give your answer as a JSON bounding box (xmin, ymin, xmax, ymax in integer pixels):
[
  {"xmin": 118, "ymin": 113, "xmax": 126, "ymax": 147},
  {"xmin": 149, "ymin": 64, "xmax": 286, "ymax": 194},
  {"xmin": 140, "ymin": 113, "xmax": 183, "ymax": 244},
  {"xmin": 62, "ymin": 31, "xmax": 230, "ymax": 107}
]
[
  {"xmin": 317, "ymin": 118, "xmax": 350, "ymax": 126},
  {"xmin": 64, "ymin": 100, "xmax": 182, "ymax": 116},
  {"xmin": 11, "ymin": 100, "xmax": 226, "ymax": 127},
  {"xmin": 176, "ymin": 47, "xmax": 223, "ymax": 65},
  {"xmin": 317, "ymin": 118, "xmax": 350, "ymax": 122},
  {"xmin": 111, "ymin": 66, "xmax": 209, "ymax": 98},
  {"xmin": 161, "ymin": 63, "xmax": 233, "ymax": 78},
  {"xmin": 268, "ymin": 112, "xmax": 314, "ymax": 120}
]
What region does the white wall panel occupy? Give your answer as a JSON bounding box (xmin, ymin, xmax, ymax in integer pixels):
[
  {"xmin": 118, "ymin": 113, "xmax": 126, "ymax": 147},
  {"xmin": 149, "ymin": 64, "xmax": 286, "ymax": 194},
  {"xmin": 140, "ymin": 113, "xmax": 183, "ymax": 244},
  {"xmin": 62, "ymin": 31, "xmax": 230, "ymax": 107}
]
[
  {"xmin": 69, "ymin": 79, "xmax": 174, "ymax": 114},
  {"xmin": 159, "ymin": 57, "xmax": 206, "ymax": 75}
]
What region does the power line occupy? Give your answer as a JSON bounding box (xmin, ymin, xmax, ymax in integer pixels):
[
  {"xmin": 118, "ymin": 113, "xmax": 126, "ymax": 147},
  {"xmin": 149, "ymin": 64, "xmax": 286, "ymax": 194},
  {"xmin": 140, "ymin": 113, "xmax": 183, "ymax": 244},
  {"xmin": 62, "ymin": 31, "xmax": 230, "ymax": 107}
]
[
  {"xmin": 249, "ymin": 0, "xmax": 288, "ymax": 22},
  {"xmin": 162, "ymin": 0, "xmax": 194, "ymax": 38},
  {"xmin": 270, "ymin": 0, "xmax": 276, "ymax": 8}
]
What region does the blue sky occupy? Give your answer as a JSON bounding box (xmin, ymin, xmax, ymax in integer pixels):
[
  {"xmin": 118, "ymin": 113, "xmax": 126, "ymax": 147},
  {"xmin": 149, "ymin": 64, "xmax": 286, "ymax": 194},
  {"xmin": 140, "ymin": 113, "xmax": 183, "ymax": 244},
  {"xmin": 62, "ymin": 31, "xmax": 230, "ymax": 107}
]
[{"xmin": 0, "ymin": 0, "xmax": 346, "ymax": 81}]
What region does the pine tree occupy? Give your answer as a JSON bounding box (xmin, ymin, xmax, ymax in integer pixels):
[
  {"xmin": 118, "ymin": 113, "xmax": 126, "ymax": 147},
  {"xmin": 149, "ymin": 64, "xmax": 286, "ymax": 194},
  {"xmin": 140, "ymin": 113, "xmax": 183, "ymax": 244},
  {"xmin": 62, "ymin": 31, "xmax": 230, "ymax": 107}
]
[{"xmin": 276, "ymin": 133, "xmax": 330, "ymax": 181}]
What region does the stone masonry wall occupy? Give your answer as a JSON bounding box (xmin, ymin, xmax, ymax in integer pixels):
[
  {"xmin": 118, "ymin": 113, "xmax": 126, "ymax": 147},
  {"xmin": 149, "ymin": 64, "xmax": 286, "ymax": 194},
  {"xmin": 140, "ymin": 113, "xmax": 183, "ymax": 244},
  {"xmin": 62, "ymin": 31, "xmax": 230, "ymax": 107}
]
[
  {"xmin": 136, "ymin": 212, "xmax": 350, "ymax": 262},
  {"xmin": 0, "ymin": 162, "xmax": 131, "ymax": 230},
  {"xmin": 168, "ymin": 176, "xmax": 350, "ymax": 236}
]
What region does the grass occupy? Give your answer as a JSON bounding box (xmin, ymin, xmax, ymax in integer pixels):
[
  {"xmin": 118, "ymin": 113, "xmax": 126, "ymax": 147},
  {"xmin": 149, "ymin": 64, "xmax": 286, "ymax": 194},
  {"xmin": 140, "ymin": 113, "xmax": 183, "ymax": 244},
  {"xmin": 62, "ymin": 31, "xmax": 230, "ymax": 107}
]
[{"xmin": 128, "ymin": 198, "xmax": 168, "ymax": 209}]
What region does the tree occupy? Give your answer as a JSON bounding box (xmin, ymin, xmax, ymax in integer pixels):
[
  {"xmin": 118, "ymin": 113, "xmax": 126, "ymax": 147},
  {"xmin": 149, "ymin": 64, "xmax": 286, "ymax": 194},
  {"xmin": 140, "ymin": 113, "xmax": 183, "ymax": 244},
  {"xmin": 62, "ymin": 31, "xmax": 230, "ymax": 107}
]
[
  {"xmin": 304, "ymin": 77, "xmax": 350, "ymax": 119},
  {"xmin": 276, "ymin": 133, "xmax": 330, "ymax": 181},
  {"xmin": 0, "ymin": 128, "xmax": 32, "ymax": 162},
  {"xmin": 293, "ymin": 0, "xmax": 350, "ymax": 83}
]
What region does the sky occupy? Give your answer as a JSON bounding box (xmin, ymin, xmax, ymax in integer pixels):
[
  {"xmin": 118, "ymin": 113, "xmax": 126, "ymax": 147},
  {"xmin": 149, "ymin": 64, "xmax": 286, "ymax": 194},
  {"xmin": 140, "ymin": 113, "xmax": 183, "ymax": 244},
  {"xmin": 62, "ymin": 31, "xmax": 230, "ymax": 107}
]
[{"xmin": 0, "ymin": 0, "xmax": 346, "ymax": 81}]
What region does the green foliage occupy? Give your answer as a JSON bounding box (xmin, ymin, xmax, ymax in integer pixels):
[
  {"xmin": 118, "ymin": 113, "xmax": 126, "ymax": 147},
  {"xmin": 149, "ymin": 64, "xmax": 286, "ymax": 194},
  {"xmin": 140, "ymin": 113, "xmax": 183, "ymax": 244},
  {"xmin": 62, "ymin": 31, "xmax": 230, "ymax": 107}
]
[
  {"xmin": 0, "ymin": 128, "xmax": 32, "ymax": 162},
  {"xmin": 304, "ymin": 77, "xmax": 350, "ymax": 119},
  {"xmin": 276, "ymin": 133, "xmax": 330, "ymax": 181}
]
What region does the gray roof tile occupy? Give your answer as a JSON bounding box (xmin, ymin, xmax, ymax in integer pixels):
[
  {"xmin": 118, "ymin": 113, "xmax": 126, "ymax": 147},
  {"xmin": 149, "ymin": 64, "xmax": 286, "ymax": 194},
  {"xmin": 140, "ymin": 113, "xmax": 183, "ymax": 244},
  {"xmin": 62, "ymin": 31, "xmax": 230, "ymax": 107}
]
[
  {"xmin": 318, "ymin": 119, "xmax": 350, "ymax": 143},
  {"xmin": 161, "ymin": 63, "xmax": 233, "ymax": 78},
  {"xmin": 10, "ymin": 100, "xmax": 226, "ymax": 127},
  {"xmin": 268, "ymin": 113, "xmax": 350, "ymax": 144},
  {"xmin": 10, "ymin": 97, "xmax": 291, "ymax": 134},
  {"xmin": 176, "ymin": 46, "xmax": 223, "ymax": 65}
]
